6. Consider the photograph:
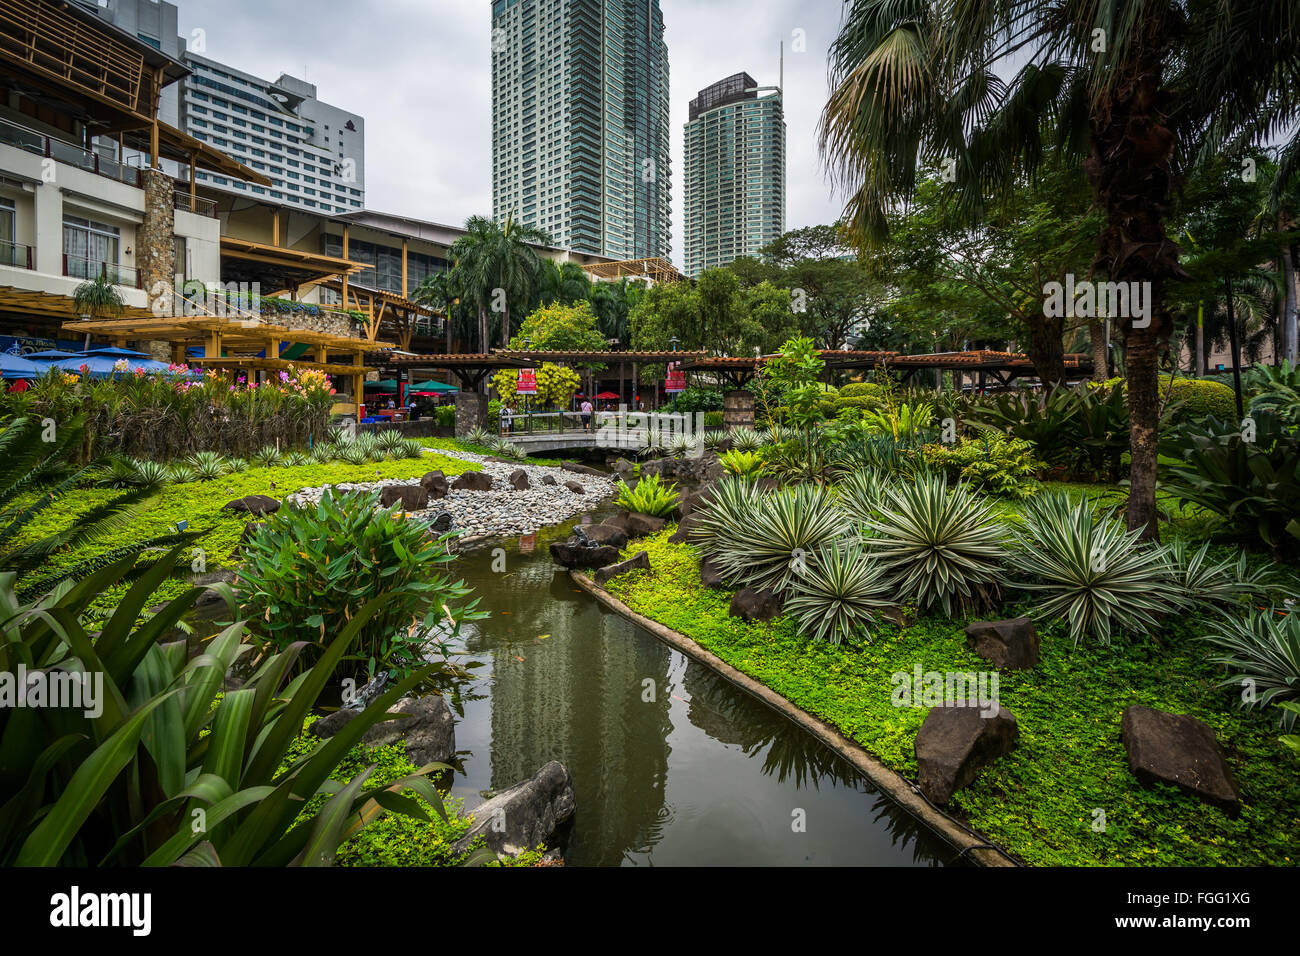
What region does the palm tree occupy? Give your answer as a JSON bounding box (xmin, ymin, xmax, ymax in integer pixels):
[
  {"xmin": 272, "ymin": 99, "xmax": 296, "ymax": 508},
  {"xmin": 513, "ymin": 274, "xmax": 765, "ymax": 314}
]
[
  {"xmin": 412, "ymin": 269, "xmax": 461, "ymax": 353},
  {"xmin": 72, "ymin": 272, "xmax": 125, "ymax": 322},
  {"xmin": 819, "ymin": 0, "xmax": 1300, "ymax": 539},
  {"xmin": 532, "ymin": 260, "xmax": 592, "ymax": 311},
  {"xmin": 448, "ymin": 214, "xmax": 552, "ymax": 353}
]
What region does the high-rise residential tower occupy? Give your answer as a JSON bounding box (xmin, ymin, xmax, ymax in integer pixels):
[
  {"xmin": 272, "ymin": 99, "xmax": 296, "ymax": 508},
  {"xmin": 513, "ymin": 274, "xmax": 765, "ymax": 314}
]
[
  {"xmin": 682, "ymin": 71, "xmax": 786, "ymax": 277},
  {"xmin": 490, "ymin": 0, "xmax": 671, "ymax": 260}
]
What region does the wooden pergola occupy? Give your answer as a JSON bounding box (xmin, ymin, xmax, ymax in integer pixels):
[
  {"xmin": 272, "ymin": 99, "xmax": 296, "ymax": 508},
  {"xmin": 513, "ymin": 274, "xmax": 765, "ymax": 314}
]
[
  {"xmin": 580, "ymin": 257, "xmax": 684, "ymax": 285},
  {"xmin": 319, "ymin": 280, "xmax": 437, "ymax": 351},
  {"xmin": 382, "ymin": 352, "xmax": 539, "ymax": 391}
]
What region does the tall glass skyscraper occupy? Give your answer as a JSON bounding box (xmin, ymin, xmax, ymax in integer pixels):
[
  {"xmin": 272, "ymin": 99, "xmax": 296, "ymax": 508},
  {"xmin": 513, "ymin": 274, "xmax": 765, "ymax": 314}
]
[
  {"xmin": 490, "ymin": 0, "xmax": 670, "ymax": 260},
  {"xmin": 682, "ymin": 72, "xmax": 786, "ymax": 277}
]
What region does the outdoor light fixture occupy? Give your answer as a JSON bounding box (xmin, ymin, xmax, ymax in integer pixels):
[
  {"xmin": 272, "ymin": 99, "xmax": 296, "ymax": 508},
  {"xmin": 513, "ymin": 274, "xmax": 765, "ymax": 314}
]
[
  {"xmin": 523, "ymin": 337, "xmax": 531, "ymax": 350},
  {"xmin": 670, "ymin": 335, "xmax": 680, "ymax": 352},
  {"xmin": 175, "ymin": 520, "xmax": 188, "ymax": 532}
]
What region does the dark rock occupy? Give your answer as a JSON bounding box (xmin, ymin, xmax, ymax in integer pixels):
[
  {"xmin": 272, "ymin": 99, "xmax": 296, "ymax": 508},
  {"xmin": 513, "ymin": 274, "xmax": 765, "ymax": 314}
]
[
  {"xmin": 507, "ymin": 468, "xmax": 530, "ymax": 491},
  {"xmin": 602, "ymin": 510, "xmax": 634, "ymax": 535},
  {"xmin": 563, "ymin": 480, "xmax": 585, "ymax": 494},
  {"xmin": 222, "ymin": 494, "xmax": 280, "ymax": 515},
  {"xmin": 311, "ymin": 707, "xmax": 360, "ymax": 739},
  {"xmin": 541, "ymin": 474, "xmax": 557, "ymax": 486},
  {"xmin": 549, "ymin": 541, "xmax": 621, "ymax": 569},
  {"xmin": 1121, "ymin": 705, "xmax": 1241, "ymax": 814},
  {"xmin": 360, "ymin": 695, "xmax": 457, "ymax": 767},
  {"xmin": 583, "ymin": 523, "xmax": 629, "ymax": 549},
  {"xmin": 677, "ymin": 483, "xmax": 719, "ymax": 517},
  {"xmin": 914, "ymin": 704, "xmax": 1019, "ymax": 806},
  {"xmin": 729, "ymin": 587, "xmax": 783, "ymax": 622},
  {"xmin": 627, "ymin": 512, "xmax": 667, "ymax": 537},
  {"xmin": 450, "ymin": 760, "xmax": 576, "ymax": 859},
  {"xmin": 668, "ymin": 512, "xmax": 700, "ymax": 544},
  {"xmin": 234, "ymin": 521, "xmax": 265, "ymax": 556},
  {"xmin": 612, "ymin": 457, "xmax": 636, "ymax": 474},
  {"xmin": 964, "ymin": 618, "xmax": 1040, "ymax": 670},
  {"xmin": 562, "ymin": 461, "xmax": 605, "ymax": 477},
  {"xmin": 452, "ymin": 471, "xmax": 494, "ymax": 492},
  {"xmin": 428, "ymin": 511, "xmax": 454, "ymax": 534},
  {"xmin": 700, "ymin": 556, "xmax": 728, "ymax": 589},
  {"xmin": 594, "ymin": 550, "xmax": 650, "ymax": 584},
  {"xmin": 379, "ymin": 484, "xmax": 430, "ymax": 512},
  {"xmin": 420, "ymin": 470, "xmax": 449, "ymax": 499}
]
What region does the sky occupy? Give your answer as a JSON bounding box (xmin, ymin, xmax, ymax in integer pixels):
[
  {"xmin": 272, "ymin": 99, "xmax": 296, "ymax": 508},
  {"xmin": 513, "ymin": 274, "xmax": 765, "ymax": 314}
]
[{"xmin": 173, "ymin": 0, "xmax": 849, "ymax": 267}]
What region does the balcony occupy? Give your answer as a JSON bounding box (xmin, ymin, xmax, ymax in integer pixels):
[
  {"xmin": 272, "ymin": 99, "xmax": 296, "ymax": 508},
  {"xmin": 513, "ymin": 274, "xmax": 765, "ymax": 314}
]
[
  {"xmin": 0, "ymin": 116, "xmax": 142, "ymax": 187},
  {"xmin": 173, "ymin": 187, "xmax": 218, "ymax": 218},
  {"xmin": 63, "ymin": 254, "xmax": 141, "ymax": 289},
  {"xmin": 0, "ymin": 240, "xmax": 33, "ymax": 270}
]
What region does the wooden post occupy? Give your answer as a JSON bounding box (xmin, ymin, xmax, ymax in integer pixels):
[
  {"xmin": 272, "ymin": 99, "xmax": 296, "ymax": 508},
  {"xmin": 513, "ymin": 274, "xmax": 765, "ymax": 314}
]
[
  {"xmin": 266, "ymin": 337, "xmax": 279, "ymax": 360},
  {"xmin": 188, "ymin": 154, "xmax": 196, "ymax": 211},
  {"xmin": 204, "ymin": 329, "xmax": 222, "ymax": 359},
  {"xmin": 341, "ymin": 225, "xmax": 350, "ymax": 308},
  {"xmin": 272, "ymin": 209, "xmax": 280, "ymax": 247},
  {"xmin": 401, "ymin": 238, "xmax": 408, "ymax": 298}
]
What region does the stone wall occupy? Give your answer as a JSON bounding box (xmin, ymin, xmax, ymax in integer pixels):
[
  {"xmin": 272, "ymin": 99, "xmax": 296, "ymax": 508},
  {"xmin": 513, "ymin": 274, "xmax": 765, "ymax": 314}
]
[
  {"xmin": 272, "ymin": 308, "xmax": 359, "ymax": 339},
  {"xmin": 455, "ymin": 392, "xmax": 489, "ymax": 436},
  {"xmin": 138, "ymin": 168, "xmax": 175, "ymax": 319}
]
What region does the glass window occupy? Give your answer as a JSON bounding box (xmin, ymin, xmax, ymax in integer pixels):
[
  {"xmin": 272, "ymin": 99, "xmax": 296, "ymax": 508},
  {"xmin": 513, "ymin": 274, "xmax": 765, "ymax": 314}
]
[{"xmin": 62, "ymin": 215, "xmax": 120, "ymax": 280}]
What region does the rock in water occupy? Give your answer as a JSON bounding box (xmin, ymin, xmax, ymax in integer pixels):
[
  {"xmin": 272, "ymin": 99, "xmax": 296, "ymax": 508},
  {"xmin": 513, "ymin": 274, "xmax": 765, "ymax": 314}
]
[
  {"xmin": 594, "ymin": 551, "xmax": 650, "ymax": 584},
  {"xmin": 583, "ymin": 523, "xmax": 629, "ymax": 549},
  {"xmin": 450, "ymin": 761, "xmax": 576, "ymax": 859},
  {"xmin": 360, "ymin": 695, "xmax": 457, "ymax": 767},
  {"xmin": 1121, "ymin": 705, "xmax": 1241, "ymax": 814},
  {"xmin": 549, "ymin": 541, "xmax": 621, "ymax": 569},
  {"xmin": 914, "ymin": 704, "xmax": 1019, "ymax": 806},
  {"xmin": 964, "ymin": 618, "xmax": 1040, "ymax": 669}
]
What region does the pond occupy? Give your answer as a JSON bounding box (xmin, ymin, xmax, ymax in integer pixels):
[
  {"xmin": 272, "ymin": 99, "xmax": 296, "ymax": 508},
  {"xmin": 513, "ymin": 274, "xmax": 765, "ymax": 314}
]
[{"xmin": 446, "ymin": 508, "xmax": 957, "ymax": 867}]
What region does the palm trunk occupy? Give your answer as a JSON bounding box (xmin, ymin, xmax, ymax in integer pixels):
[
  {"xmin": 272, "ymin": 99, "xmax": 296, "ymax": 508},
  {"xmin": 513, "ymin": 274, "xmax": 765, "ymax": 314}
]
[
  {"xmin": 1089, "ymin": 319, "xmax": 1108, "ymax": 381},
  {"xmin": 1023, "ymin": 315, "xmax": 1068, "ymax": 387},
  {"xmin": 444, "ymin": 303, "xmax": 453, "ymax": 354},
  {"xmin": 1283, "ymin": 244, "xmax": 1298, "ymax": 364},
  {"xmin": 1082, "ymin": 35, "xmax": 1181, "ymax": 542}
]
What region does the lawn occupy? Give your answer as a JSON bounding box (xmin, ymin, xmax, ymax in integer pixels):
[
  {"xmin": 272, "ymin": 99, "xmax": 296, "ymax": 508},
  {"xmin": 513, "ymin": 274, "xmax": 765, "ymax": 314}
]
[{"xmin": 604, "ymin": 530, "xmax": 1300, "ymax": 867}]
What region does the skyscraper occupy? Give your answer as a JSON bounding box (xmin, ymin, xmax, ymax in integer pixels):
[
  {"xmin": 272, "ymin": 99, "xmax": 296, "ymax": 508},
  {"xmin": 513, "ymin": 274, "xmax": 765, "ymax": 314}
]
[
  {"xmin": 491, "ymin": 0, "xmax": 670, "ymax": 260},
  {"xmin": 682, "ymin": 72, "xmax": 786, "ymax": 277}
]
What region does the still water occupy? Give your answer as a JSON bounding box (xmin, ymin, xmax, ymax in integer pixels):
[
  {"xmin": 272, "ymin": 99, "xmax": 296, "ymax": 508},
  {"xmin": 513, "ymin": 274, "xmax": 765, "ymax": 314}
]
[{"xmin": 446, "ymin": 512, "xmax": 953, "ymax": 867}]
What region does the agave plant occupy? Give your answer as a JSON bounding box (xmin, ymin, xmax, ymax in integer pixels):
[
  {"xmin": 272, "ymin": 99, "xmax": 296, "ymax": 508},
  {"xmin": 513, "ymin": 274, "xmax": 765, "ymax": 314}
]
[
  {"xmin": 377, "ymin": 429, "xmax": 406, "ymax": 453},
  {"xmin": 183, "ymin": 450, "xmax": 229, "ymax": 481},
  {"xmin": 865, "ymin": 474, "xmax": 1005, "ymax": 616},
  {"xmin": 615, "ymin": 473, "xmax": 680, "ymax": 518},
  {"xmin": 96, "ymin": 455, "xmax": 142, "ymax": 489},
  {"xmin": 397, "ymin": 438, "xmax": 427, "ymax": 459},
  {"xmin": 690, "ymin": 475, "xmax": 766, "ymax": 560},
  {"xmin": 1008, "ymin": 491, "xmax": 1179, "ymax": 644},
  {"xmin": 1201, "ymin": 609, "xmax": 1300, "ymax": 730},
  {"xmin": 716, "ymin": 484, "xmax": 849, "ymax": 594},
  {"xmin": 338, "ymin": 443, "xmax": 369, "ymax": 466},
  {"xmin": 165, "ymin": 462, "xmax": 197, "ymax": 484},
  {"xmin": 728, "ymin": 427, "xmax": 764, "ymax": 453},
  {"xmin": 282, "ymin": 451, "xmax": 309, "ymax": 467},
  {"xmin": 0, "ymin": 548, "xmax": 451, "ymax": 867},
  {"xmin": 668, "ymin": 435, "xmax": 699, "ymax": 459},
  {"xmin": 130, "ymin": 458, "xmax": 172, "ymax": 491},
  {"xmin": 310, "ymin": 442, "xmax": 335, "ymax": 463},
  {"xmin": 356, "ymin": 434, "xmax": 387, "ymax": 462},
  {"xmin": 1164, "ymin": 539, "xmax": 1277, "ymax": 611},
  {"xmin": 464, "ymin": 426, "xmax": 494, "ymax": 447},
  {"xmin": 251, "ymin": 445, "xmax": 282, "ymax": 468},
  {"xmin": 834, "ymin": 468, "xmax": 887, "ymax": 527},
  {"xmin": 225, "ymin": 457, "xmax": 249, "ymax": 473},
  {"xmin": 783, "ymin": 542, "xmax": 893, "ymax": 644},
  {"xmin": 718, "ymin": 449, "xmax": 765, "ymax": 480},
  {"xmin": 762, "ymin": 423, "xmax": 791, "ymax": 446}
]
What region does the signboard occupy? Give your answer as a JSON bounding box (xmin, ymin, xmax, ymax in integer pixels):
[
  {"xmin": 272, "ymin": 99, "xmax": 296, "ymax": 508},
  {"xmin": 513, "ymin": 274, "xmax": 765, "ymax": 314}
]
[
  {"xmin": 665, "ymin": 366, "xmax": 686, "ymax": 394},
  {"xmin": 516, "ymin": 368, "xmax": 538, "ymax": 395}
]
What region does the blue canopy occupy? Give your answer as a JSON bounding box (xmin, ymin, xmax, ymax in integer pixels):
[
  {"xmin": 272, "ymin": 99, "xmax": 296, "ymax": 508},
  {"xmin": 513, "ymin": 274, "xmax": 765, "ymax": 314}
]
[
  {"xmin": 24, "ymin": 350, "xmax": 81, "ymax": 362},
  {"xmin": 79, "ymin": 346, "xmax": 150, "ymax": 358},
  {"xmin": 0, "ymin": 353, "xmax": 40, "ymax": 380}
]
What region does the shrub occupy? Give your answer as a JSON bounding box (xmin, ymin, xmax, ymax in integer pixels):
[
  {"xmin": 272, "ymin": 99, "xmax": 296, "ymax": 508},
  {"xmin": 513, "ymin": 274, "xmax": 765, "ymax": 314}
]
[
  {"xmin": 728, "ymin": 427, "xmax": 764, "ymax": 452},
  {"xmin": 615, "ymin": 473, "xmax": 680, "ymax": 518},
  {"xmin": 185, "ymin": 450, "xmax": 229, "ymax": 481},
  {"xmin": 1161, "ymin": 376, "xmax": 1237, "ymax": 424},
  {"xmin": 1202, "ymin": 609, "xmax": 1300, "ymax": 730},
  {"xmin": 702, "ymin": 411, "xmax": 725, "ymax": 428},
  {"xmin": 783, "ymin": 542, "xmax": 893, "ymax": 644},
  {"xmin": 865, "ymin": 475, "xmax": 1005, "ymax": 615},
  {"xmin": 715, "ymin": 484, "xmax": 849, "ymax": 594},
  {"xmin": 838, "ymin": 382, "xmax": 883, "ymax": 400},
  {"xmin": 1008, "ymin": 491, "xmax": 1180, "ymax": 644},
  {"xmin": 1246, "ymin": 360, "xmax": 1300, "ymax": 426},
  {"xmin": 435, "ymin": 404, "xmax": 457, "ymax": 428},
  {"xmin": 923, "ymin": 435, "xmax": 1042, "ymax": 498},
  {"xmin": 235, "ymin": 489, "xmax": 478, "ymax": 677},
  {"xmin": 718, "ymin": 449, "xmax": 765, "ymax": 479},
  {"xmin": 251, "ymin": 445, "xmax": 282, "ymax": 468},
  {"xmin": 1159, "ymin": 413, "xmax": 1300, "ymax": 556}
]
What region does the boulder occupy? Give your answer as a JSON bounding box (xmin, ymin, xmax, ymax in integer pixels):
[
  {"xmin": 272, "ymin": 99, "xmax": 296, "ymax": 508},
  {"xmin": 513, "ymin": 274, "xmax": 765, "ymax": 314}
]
[
  {"xmin": 222, "ymin": 494, "xmax": 280, "ymax": 515},
  {"xmin": 914, "ymin": 704, "xmax": 1019, "ymax": 806},
  {"xmin": 677, "ymin": 483, "xmax": 719, "ymax": 517},
  {"xmin": 311, "ymin": 707, "xmax": 360, "ymax": 739},
  {"xmin": 563, "ymin": 480, "xmax": 585, "ymax": 494},
  {"xmin": 729, "ymin": 587, "xmax": 783, "ymax": 622},
  {"xmin": 507, "ymin": 468, "xmax": 531, "ymax": 491},
  {"xmin": 450, "ymin": 760, "xmax": 576, "ymax": 859},
  {"xmin": 583, "ymin": 523, "xmax": 629, "ymax": 549},
  {"xmin": 602, "ymin": 510, "xmax": 634, "ymax": 535},
  {"xmin": 594, "ymin": 550, "xmax": 650, "ymax": 584},
  {"xmin": 452, "ymin": 471, "xmax": 494, "ymax": 492},
  {"xmin": 964, "ymin": 618, "xmax": 1040, "ymax": 670},
  {"xmin": 420, "ymin": 471, "xmax": 449, "ymax": 499},
  {"xmin": 612, "ymin": 457, "xmax": 636, "ymax": 475},
  {"xmin": 700, "ymin": 556, "xmax": 728, "ymax": 589},
  {"xmin": 668, "ymin": 512, "xmax": 700, "ymax": 544},
  {"xmin": 427, "ymin": 511, "xmax": 454, "ymax": 534},
  {"xmin": 379, "ymin": 484, "xmax": 429, "ymax": 512},
  {"xmin": 541, "ymin": 474, "xmax": 557, "ymax": 486},
  {"xmin": 626, "ymin": 512, "xmax": 667, "ymax": 537},
  {"xmin": 1120, "ymin": 705, "xmax": 1241, "ymax": 814},
  {"xmin": 360, "ymin": 695, "xmax": 457, "ymax": 767},
  {"xmin": 549, "ymin": 541, "xmax": 621, "ymax": 569},
  {"xmin": 562, "ymin": 461, "xmax": 606, "ymax": 477}
]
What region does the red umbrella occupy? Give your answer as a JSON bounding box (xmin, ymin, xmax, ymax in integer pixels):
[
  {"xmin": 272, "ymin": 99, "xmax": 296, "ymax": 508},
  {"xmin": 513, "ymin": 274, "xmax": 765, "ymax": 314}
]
[{"xmin": 595, "ymin": 391, "xmax": 619, "ymax": 400}]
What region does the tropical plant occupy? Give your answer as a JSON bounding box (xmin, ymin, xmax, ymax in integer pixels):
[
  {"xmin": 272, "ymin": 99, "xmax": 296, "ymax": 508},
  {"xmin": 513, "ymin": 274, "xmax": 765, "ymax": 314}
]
[
  {"xmin": 235, "ymin": 489, "xmax": 480, "ymax": 678},
  {"xmin": 1247, "ymin": 360, "xmax": 1300, "ymax": 426},
  {"xmin": 865, "ymin": 475, "xmax": 1005, "ymax": 615},
  {"xmin": 226, "ymin": 457, "xmax": 249, "ymax": 473},
  {"xmin": 1164, "ymin": 539, "xmax": 1277, "ymax": 611},
  {"xmin": 310, "ymin": 442, "xmax": 335, "ymax": 463},
  {"xmin": 1009, "ymin": 492, "xmax": 1180, "ymax": 644},
  {"xmin": 251, "ymin": 445, "xmax": 282, "ymax": 468},
  {"xmin": 337, "ymin": 442, "xmax": 369, "ymax": 466},
  {"xmin": 71, "ymin": 271, "xmax": 125, "ymax": 321},
  {"xmin": 463, "ymin": 426, "xmax": 494, "ymax": 447},
  {"xmin": 689, "ymin": 476, "xmax": 766, "ymax": 563},
  {"xmin": 185, "ymin": 450, "xmax": 229, "ymax": 481},
  {"xmin": 834, "ymin": 467, "xmax": 887, "ymax": 527},
  {"xmin": 377, "ymin": 429, "xmax": 406, "ymax": 453},
  {"xmin": 667, "ymin": 435, "xmax": 699, "ymax": 460},
  {"xmin": 615, "ymin": 473, "xmax": 680, "ymax": 518},
  {"xmin": 702, "ymin": 430, "xmax": 729, "ymax": 453},
  {"xmin": 712, "ymin": 484, "xmax": 849, "ymax": 594},
  {"xmin": 1202, "ymin": 609, "xmax": 1300, "ymax": 730},
  {"xmin": 862, "ymin": 401, "xmax": 934, "ymax": 441},
  {"xmin": 718, "ymin": 449, "xmax": 765, "ymax": 480},
  {"xmin": 1159, "ymin": 413, "xmax": 1300, "ymax": 556},
  {"xmin": 923, "ymin": 436, "xmax": 1042, "ymax": 499},
  {"xmin": 783, "ymin": 542, "xmax": 893, "ymax": 644},
  {"xmin": 397, "ymin": 438, "xmax": 426, "ymax": 459},
  {"xmin": 0, "ymin": 549, "xmax": 451, "ymax": 866},
  {"xmin": 728, "ymin": 427, "xmax": 764, "ymax": 453},
  {"xmin": 449, "ymin": 213, "xmax": 551, "ymax": 350},
  {"xmin": 282, "ymin": 451, "xmax": 309, "ymax": 467}
]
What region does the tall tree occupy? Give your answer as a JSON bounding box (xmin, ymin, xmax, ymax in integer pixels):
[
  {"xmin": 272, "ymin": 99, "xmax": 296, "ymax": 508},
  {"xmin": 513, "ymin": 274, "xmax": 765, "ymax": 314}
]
[
  {"xmin": 820, "ymin": 0, "xmax": 1300, "ymax": 539},
  {"xmin": 448, "ymin": 214, "xmax": 551, "ymax": 353}
]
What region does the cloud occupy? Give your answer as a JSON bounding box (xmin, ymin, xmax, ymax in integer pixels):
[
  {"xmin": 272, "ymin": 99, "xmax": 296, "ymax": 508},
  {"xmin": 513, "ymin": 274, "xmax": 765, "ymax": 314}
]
[{"xmin": 176, "ymin": 0, "xmax": 847, "ymax": 264}]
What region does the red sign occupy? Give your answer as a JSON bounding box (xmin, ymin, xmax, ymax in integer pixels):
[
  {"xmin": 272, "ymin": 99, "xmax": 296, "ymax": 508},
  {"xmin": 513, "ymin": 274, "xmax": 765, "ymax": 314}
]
[
  {"xmin": 516, "ymin": 368, "xmax": 538, "ymax": 395},
  {"xmin": 665, "ymin": 366, "xmax": 686, "ymax": 393}
]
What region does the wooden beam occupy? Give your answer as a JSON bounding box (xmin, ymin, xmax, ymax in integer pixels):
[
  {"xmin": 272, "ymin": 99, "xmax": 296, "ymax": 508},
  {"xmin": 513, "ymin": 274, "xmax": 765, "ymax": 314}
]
[
  {"xmin": 341, "ymin": 225, "xmax": 350, "ymax": 309},
  {"xmin": 272, "ymin": 208, "xmax": 280, "ymax": 247},
  {"xmin": 401, "ymin": 238, "xmax": 408, "ymax": 298}
]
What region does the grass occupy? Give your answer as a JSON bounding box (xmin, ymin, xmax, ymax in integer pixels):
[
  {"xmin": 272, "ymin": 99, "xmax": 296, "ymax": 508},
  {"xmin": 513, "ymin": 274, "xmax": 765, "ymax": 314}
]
[
  {"xmin": 604, "ymin": 530, "xmax": 1300, "ymax": 867},
  {"xmin": 20, "ymin": 452, "xmax": 476, "ymax": 613},
  {"xmin": 418, "ymin": 435, "xmax": 569, "ymax": 468}
]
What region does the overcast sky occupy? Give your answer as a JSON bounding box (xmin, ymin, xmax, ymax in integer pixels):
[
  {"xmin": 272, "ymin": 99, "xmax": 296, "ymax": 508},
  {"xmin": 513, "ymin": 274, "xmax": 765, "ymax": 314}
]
[{"xmin": 174, "ymin": 0, "xmax": 848, "ymax": 266}]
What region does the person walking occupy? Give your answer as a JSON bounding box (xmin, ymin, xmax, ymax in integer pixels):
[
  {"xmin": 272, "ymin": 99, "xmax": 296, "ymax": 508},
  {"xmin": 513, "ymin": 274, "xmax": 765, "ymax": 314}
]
[{"xmin": 580, "ymin": 397, "xmax": 594, "ymax": 433}]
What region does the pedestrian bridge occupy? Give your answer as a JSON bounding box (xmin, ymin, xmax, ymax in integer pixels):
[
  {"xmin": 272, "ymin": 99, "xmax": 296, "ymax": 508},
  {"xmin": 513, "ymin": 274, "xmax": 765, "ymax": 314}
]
[{"xmin": 492, "ymin": 410, "xmax": 704, "ymax": 456}]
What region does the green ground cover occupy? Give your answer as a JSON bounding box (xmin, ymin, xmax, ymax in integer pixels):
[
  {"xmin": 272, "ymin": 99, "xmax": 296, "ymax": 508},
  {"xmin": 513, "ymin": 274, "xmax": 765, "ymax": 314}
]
[
  {"xmin": 418, "ymin": 435, "xmax": 568, "ymax": 468},
  {"xmin": 604, "ymin": 530, "xmax": 1300, "ymax": 867}
]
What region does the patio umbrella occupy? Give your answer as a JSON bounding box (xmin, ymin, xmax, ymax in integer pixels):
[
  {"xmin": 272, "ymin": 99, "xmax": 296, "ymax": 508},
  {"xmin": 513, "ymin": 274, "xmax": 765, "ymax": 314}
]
[
  {"xmin": 595, "ymin": 391, "xmax": 619, "ymax": 400},
  {"xmin": 365, "ymin": 379, "xmax": 399, "ymax": 390},
  {"xmin": 79, "ymin": 346, "xmax": 150, "ymax": 358},
  {"xmin": 25, "ymin": 350, "xmax": 82, "ymax": 362},
  {"xmin": 0, "ymin": 352, "xmax": 40, "ymax": 380},
  {"xmin": 52, "ymin": 352, "xmax": 178, "ymax": 378},
  {"xmin": 408, "ymin": 380, "xmax": 459, "ymax": 394}
]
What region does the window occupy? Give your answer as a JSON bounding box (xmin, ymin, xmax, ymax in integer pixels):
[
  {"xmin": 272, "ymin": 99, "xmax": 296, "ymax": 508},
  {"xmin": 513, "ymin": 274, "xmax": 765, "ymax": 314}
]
[
  {"xmin": 62, "ymin": 215, "xmax": 121, "ymax": 281},
  {"xmin": 0, "ymin": 198, "xmax": 16, "ymax": 267}
]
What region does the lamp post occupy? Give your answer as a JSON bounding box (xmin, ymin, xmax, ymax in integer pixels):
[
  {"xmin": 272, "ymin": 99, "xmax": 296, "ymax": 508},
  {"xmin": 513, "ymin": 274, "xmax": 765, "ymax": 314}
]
[{"xmin": 522, "ymin": 337, "xmax": 531, "ymax": 433}]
